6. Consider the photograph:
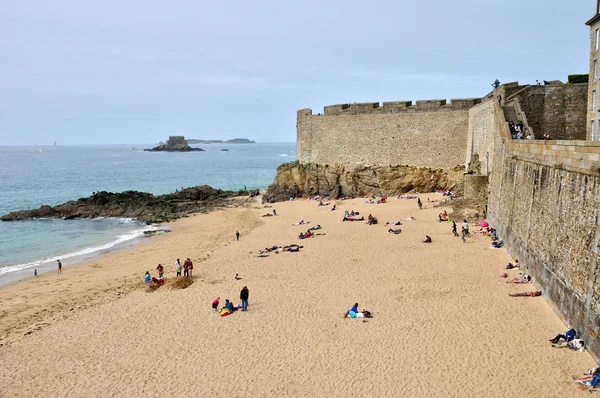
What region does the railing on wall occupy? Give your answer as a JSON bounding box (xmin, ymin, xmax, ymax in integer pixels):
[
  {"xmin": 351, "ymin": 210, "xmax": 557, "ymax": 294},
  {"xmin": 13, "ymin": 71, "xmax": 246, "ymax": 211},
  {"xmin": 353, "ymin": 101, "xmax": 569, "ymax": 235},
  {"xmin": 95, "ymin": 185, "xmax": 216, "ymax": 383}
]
[{"xmin": 505, "ymin": 84, "xmax": 531, "ymax": 103}]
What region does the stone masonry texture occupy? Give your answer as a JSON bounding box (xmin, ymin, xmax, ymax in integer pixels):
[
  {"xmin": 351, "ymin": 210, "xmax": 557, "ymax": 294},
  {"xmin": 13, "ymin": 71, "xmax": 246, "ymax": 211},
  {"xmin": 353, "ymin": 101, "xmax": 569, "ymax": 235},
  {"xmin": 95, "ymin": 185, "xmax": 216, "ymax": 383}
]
[{"xmin": 297, "ymin": 105, "xmax": 469, "ymax": 170}]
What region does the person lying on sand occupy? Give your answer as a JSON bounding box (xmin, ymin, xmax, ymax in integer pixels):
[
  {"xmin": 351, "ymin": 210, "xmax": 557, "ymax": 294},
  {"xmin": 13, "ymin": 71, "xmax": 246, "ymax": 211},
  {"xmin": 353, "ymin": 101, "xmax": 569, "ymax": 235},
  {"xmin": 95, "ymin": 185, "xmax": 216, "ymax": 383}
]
[
  {"xmin": 506, "ymin": 275, "xmax": 531, "ymax": 284},
  {"xmin": 307, "ymin": 225, "xmax": 321, "ymax": 231},
  {"xmin": 293, "ymin": 220, "xmax": 309, "ymax": 225},
  {"xmin": 299, "ymin": 231, "xmax": 313, "ymax": 239},
  {"xmin": 549, "ymin": 327, "xmax": 577, "ymax": 344},
  {"xmin": 509, "ymin": 291, "xmax": 542, "ymax": 297},
  {"xmin": 318, "ymin": 201, "xmax": 330, "ymax": 206},
  {"xmin": 422, "ymin": 235, "xmax": 432, "ymax": 243},
  {"xmin": 343, "ymin": 216, "xmax": 364, "ymax": 221},
  {"xmin": 406, "ymin": 216, "xmax": 416, "ymax": 221},
  {"xmin": 506, "ymin": 260, "xmax": 520, "ymax": 269},
  {"xmin": 262, "ymin": 213, "xmax": 274, "ymax": 217},
  {"xmin": 552, "ymin": 338, "xmax": 585, "ymax": 352},
  {"xmin": 344, "ymin": 306, "xmax": 373, "ymax": 319},
  {"xmin": 388, "ymin": 228, "xmax": 401, "ymax": 234},
  {"xmin": 385, "ymin": 221, "xmax": 402, "ymax": 226}
]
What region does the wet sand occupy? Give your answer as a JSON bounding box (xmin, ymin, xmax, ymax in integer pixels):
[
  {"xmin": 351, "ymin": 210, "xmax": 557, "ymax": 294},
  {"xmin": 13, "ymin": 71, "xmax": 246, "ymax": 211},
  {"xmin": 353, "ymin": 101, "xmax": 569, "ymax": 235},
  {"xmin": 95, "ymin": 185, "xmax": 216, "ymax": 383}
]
[{"xmin": 0, "ymin": 195, "xmax": 596, "ymax": 397}]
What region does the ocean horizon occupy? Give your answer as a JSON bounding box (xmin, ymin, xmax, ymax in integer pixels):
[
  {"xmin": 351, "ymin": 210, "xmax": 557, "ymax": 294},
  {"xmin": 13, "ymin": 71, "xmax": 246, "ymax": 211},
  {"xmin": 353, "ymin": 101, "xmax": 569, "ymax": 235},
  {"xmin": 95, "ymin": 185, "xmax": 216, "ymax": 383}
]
[{"xmin": 0, "ymin": 142, "xmax": 295, "ymax": 284}]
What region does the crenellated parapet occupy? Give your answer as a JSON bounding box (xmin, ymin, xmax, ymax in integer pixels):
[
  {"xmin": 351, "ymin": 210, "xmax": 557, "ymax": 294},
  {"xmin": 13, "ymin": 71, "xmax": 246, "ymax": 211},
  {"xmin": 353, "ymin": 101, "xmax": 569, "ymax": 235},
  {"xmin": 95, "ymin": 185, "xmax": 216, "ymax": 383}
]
[{"xmin": 301, "ymin": 98, "xmax": 482, "ymax": 116}]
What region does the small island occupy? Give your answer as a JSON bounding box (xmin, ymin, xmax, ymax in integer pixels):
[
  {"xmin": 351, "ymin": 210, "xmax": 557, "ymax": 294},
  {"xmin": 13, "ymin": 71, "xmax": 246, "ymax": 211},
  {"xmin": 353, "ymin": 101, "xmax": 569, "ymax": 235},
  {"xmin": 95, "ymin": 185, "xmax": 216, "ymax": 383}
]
[
  {"xmin": 186, "ymin": 138, "xmax": 256, "ymax": 144},
  {"xmin": 144, "ymin": 136, "xmax": 205, "ymax": 152}
]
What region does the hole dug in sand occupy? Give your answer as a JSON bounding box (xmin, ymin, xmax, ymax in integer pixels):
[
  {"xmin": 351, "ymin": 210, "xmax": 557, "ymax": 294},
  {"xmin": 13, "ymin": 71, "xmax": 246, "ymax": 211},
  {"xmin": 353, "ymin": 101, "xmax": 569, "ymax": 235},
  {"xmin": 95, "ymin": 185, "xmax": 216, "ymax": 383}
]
[{"xmin": 165, "ymin": 277, "xmax": 194, "ymax": 290}]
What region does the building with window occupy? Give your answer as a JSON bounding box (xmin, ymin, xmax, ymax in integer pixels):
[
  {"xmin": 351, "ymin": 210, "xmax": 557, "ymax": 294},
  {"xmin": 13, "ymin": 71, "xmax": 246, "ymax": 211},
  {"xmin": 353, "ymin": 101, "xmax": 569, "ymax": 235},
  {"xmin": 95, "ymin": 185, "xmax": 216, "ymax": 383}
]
[{"xmin": 586, "ymin": 0, "xmax": 600, "ymax": 140}]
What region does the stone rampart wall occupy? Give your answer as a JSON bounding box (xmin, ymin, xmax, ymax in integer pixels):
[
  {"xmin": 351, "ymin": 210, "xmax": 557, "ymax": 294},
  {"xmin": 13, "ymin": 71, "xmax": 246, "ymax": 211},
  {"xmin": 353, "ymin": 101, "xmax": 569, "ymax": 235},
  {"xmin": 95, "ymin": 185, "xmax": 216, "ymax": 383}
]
[
  {"xmin": 297, "ymin": 105, "xmax": 470, "ymax": 170},
  {"xmin": 487, "ymin": 101, "xmax": 600, "ymax": 363},
  {"xmin": 466, "ymin": 100, "xmax": 495, "ymax": 174},
  {"xmin": 511, "ymin": 84, "xmax": 588, "ymax": 140}
]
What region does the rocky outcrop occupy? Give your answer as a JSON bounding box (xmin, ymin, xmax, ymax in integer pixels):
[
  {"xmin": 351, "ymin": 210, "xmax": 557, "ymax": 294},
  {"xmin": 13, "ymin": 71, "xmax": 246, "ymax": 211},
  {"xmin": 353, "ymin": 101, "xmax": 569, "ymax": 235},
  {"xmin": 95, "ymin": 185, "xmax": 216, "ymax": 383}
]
[
  {"xmin": 264, "ymin": 162, "xmax": 464, "ymax": 202},
  {"xmin": 144, "ymin": 136, "xmax": 204, "ymax": 152},
  {"xmin": 1, "ymin": 186, "xmax": 250, "ymax": 224}
]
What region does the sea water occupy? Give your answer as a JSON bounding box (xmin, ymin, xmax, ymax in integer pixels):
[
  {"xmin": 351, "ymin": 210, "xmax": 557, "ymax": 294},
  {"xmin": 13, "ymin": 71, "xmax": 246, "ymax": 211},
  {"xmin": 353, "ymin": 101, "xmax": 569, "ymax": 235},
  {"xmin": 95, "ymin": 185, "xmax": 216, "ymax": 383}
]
[{"xmin": 0, "ymin": 143, "xmax": 295, "ymax": 284}]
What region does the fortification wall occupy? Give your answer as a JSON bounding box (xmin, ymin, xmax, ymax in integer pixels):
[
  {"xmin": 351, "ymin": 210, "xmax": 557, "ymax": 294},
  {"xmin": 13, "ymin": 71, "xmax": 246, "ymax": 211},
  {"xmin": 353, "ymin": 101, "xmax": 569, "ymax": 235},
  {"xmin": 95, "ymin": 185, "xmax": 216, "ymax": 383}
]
[
  {"xmin": 511, "ymin": 84, "xmax": 588, "ymax": 140},
  {"xmin": 297, "ymin": 99, "xmax": 479, "ymax": 170},
  {"xmin": 466, "ymin": 100, "xmax": 495, "ymax": 174},
  {"xmin": 487, "ymin": 102, "xmax": 600, "ymax": 363}
]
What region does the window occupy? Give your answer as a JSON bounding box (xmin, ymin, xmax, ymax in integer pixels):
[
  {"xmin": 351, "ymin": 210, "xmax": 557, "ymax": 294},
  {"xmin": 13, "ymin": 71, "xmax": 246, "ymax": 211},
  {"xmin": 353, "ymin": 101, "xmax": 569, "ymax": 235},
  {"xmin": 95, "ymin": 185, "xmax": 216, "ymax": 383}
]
[
  {"xmin": 596, "ymin": 29, "xmax": 600, "ymax": 51},
  {"xmin": 595, "ymin": 60, "xmax": 598, "ymax": 80},
  {"xmin": 592, "ymin": 120, "xmax": 596, "ymax": 141},
  {"xmin": 594, "ymin": 90, "xmax": 597, "ymax": 111}
]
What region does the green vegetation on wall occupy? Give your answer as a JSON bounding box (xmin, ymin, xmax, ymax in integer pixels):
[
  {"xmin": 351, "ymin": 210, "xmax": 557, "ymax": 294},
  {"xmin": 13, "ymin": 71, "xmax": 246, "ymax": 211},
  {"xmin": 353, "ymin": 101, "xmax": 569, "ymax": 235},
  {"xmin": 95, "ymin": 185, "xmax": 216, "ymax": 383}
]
[{"xmin": 567, "ymin": 74, "xmax": 589, "ymax": 84}]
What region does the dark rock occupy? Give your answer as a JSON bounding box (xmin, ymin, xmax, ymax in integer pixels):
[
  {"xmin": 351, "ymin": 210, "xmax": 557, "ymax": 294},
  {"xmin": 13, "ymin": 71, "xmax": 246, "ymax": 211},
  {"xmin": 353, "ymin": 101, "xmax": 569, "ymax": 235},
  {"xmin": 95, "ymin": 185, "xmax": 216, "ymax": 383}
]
[
  {"xmin": 1, "ymin": 185, "xmax": 245, "ymax": 223},
  {"xmin": 144, "ymin": 136, "xmax": 205, "ymax": 152}
]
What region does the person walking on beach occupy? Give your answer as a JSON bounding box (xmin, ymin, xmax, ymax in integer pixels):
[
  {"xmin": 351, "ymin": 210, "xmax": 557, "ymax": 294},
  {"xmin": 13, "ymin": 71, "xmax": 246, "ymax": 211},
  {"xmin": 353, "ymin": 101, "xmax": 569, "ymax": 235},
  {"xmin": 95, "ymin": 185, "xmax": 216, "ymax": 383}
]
[
  {"xmin": 175, "ymin": 259, "xmax": 182, "ymax": 277},
  {"xmin": 452, "ymin": 220, "xmax": 459, "ymax": 237},
  {"xmin": 240, "ymin": 286, "xmax": 249, "ymax": 311},
  {"xmin": 34, "ymin": 269, "xmax": 38, "ymax": 277},
  {"xmin": 57, "ymin": 259, "xmax": 62, "ymax": 275},
  {"xmin": 157, "ymin": 263, "xmax": 164, "ymax": 278},
  {"xmin": 462, "ymin": 219, "xmax": 470, "ymax": 237},
  {"xmin": 417, "ymin": 198, "xmax": 422, "ymax": 210},
  {"xmin": 236, "ymin": 230, "xmax": 240, "ymax": 241},
  {"xmin": 187, "ymin": 258, "xmax": 194, "ymax": 278}
]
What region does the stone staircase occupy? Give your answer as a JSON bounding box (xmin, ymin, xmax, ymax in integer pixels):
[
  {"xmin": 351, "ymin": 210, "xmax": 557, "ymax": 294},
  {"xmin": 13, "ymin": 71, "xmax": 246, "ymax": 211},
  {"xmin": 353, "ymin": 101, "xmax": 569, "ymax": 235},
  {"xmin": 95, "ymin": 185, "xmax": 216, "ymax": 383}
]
[{"xmin": 502, "ymin": 104, "xmax": 519, "ymax": 123}]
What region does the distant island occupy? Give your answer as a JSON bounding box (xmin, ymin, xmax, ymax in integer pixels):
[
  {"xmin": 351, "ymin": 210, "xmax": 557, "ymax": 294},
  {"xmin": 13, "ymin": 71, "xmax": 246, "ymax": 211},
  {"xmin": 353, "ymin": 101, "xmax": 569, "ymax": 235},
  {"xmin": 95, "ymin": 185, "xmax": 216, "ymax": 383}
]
[
  {"xmin": 144, "ymin": 136, "xmax": 204, "ymax": 152},
  {"xmin": 187, "ymin": 138, "xmax": 256, "ymax": 144}
]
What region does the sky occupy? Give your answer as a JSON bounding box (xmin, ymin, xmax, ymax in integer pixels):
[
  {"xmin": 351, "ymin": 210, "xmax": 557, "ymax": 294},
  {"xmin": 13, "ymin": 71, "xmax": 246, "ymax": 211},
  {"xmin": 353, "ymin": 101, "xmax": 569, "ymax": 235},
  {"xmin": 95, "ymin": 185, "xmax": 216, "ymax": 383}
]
[{"xmin": 0, "ymin": 0, "xmax": 594, "ymax": 145}]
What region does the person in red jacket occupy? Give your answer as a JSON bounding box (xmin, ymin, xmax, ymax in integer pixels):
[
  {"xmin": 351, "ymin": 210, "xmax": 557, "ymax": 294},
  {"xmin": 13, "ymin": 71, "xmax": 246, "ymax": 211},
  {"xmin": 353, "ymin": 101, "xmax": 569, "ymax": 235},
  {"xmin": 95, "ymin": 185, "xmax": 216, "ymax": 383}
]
[{"xmin": 187, "ymin": 258, "xmax": 193, "ymax": 278}]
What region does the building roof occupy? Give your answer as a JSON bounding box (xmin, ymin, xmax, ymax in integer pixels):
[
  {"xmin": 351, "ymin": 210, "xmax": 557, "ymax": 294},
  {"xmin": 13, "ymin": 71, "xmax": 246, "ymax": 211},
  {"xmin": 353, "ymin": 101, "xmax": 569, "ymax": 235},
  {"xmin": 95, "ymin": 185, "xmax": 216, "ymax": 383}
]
[{"xmin": 587, "ymin": 13, "xmax": 600, "ymax": 26}]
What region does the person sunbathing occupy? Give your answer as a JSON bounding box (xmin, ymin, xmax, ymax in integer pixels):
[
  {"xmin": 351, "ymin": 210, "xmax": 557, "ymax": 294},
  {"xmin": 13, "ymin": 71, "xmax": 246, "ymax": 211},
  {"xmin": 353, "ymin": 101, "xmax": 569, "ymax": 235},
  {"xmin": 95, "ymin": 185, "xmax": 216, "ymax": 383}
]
[
  {"xmin": 549, "ymin": 327, "xmax": 577, "ymax": 344},
  {"xmin": 438, "ymin": 213, "xmax": 448, "ymax": 222},
  {"xmin": 422, "ymin": 235, "xmax": 432, "ymax": 243},
  {"xmin": 491, "ymin": 240, "xmax": 504, "ymax": 248},
  {"xmin": 506, "ymin": 274, "xmax": 531, "ymax": 284},
  {"xmin": 366, "ymin": 217, "xmax": 378, "ymax": 225},
  {"xmin": 293, "ymin": 220, "xmax": 308, "ymax": 225},
  {"xmin": 307, "ymin": 225, "xmax": 321, "ymax": 231},
  {"xmin": 262, "ymin": 213, "xmax": 273, "ymax": 217},
  {"xmin": 344, "ymin": 308, "xmax": 373, "ymax": 318},
  {"xmin": 343, "ymin": 216, "xmax": 364, "ymax": 221},
  {"xmin": 509, "ymin": 291, "xmax": 542, "ymax": 297},
  {"xmin": 388, "ymin": 228, "xmax": 401, "ymax": 234},
  {"xmin": 385, "ymin": 221, "xmax": 402, "ymax": 226},
  {"xmin": 552, "ymin": 338, "xmax": 585, "ymax": 352}
]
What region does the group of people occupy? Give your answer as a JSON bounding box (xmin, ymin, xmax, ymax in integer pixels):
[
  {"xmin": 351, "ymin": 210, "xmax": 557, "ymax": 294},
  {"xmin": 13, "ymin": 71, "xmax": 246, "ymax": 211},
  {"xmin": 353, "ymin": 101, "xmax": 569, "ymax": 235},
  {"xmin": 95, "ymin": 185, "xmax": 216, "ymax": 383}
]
[
  {"xmin": 174, "ymin": 258, "xmax": 194, "ymax": 277},
  {"xmin": 508, "ymin": 120, "xmax": 530, "ymax": 140},
  {"xmin": 258, "ymin": 244, "xmax": 302, "ymax": 254},
  {"xmin": 143, "ymin": 258, "xmax": 195, "ymax": 291},
  {"xmin": 212, "ymin": 286, "xmax": 250, "ymax": 316}
]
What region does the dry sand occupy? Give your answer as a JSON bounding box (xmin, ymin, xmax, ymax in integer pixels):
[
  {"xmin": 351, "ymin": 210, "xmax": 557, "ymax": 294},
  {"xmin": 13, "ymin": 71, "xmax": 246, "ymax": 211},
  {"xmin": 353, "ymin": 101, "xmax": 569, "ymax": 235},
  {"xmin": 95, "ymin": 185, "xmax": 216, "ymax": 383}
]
[{"xmin": 0, "ymin": 195, "xmax": 596, "ymax": 397}]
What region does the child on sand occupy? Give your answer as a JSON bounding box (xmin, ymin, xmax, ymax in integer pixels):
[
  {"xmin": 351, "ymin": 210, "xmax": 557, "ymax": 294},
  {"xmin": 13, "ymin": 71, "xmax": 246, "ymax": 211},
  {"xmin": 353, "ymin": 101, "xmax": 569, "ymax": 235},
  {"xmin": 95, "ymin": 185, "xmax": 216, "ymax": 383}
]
[
  {"xmin": 212, "ymin": 297, "xmax": 220, "ymax": 311},
  {"xmin": 144, "ymin": 272, "xmax": 151, "ymax": 291}
]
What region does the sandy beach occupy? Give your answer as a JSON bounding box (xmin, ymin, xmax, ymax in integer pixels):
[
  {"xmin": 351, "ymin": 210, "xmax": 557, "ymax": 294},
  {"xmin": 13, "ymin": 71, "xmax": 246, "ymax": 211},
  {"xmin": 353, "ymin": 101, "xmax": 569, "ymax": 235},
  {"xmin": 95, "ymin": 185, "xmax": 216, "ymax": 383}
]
[{"xmin": 0, "ymin": 195, "xmax": 596, "ymax": 397}]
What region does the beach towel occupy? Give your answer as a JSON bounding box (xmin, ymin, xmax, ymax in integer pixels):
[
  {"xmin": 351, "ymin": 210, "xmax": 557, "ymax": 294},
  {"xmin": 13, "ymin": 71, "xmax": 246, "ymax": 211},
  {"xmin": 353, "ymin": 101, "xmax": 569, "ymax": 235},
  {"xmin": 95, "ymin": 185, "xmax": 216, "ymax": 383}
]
[{"xmin": 220, "ymin": 309, "xmax": 231, "ymax": 317}]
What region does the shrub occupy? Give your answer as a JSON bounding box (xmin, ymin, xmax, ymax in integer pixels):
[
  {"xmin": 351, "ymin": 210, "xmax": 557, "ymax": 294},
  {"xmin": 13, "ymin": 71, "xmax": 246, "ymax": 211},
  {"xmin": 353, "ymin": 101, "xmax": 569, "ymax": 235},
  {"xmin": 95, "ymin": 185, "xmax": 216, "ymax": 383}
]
[{"xmin": 568, "ymin": 74, "xmax": 589, "ymax": 84}]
